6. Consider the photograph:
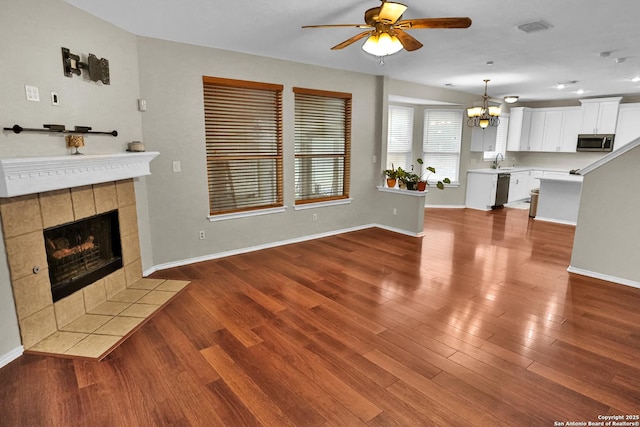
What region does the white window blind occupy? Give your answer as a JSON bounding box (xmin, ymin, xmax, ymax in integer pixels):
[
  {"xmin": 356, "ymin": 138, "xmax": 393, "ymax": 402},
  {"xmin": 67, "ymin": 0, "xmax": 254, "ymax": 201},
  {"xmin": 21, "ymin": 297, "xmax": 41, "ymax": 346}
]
[
  {"xmin": 387, "ymin": 105, "xmax": 413, "ymax": 170},
  {"xmin": 423, "ymin": 109, "xmax": 463, "ymax": 183},
  {"xmin": 203, "ymin": 76, "xmax": 283, "ymax": 216},
  {"xmin": 294, "ymin": 87, "xmax": 351, "ymax": 204},
  {"xmin": 483, "ymin": 116, "xmax": 509, "ymax": 161}
]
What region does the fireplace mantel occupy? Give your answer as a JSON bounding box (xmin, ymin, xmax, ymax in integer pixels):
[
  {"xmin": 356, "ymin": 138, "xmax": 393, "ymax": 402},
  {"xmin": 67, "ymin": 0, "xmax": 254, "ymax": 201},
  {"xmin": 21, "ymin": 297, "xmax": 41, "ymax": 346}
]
[{"xmin": 0, "ymin": 152, "xmax": 159, "ymax": 197}]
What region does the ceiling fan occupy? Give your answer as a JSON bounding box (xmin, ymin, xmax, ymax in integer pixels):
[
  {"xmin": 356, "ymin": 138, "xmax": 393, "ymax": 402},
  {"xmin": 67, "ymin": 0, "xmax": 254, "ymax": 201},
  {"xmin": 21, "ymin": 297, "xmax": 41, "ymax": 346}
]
[{"xmin": 302, "ymin": 0, "xmax": 472, "ymax": 57}]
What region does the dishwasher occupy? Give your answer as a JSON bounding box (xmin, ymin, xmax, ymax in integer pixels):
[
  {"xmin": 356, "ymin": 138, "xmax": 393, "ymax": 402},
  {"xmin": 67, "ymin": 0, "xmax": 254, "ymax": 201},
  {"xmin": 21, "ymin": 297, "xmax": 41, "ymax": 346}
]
[{"xmin": 493, "ymin": 173, "xmax": 510, "ymax": 209}]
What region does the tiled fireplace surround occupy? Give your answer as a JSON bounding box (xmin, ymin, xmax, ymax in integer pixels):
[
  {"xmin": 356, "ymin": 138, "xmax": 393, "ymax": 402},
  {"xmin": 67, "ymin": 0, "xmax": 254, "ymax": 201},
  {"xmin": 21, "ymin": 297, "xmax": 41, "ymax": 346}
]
[{"xmin": 0, "ymin": 153, "xmax": 188, "ymax": 359}]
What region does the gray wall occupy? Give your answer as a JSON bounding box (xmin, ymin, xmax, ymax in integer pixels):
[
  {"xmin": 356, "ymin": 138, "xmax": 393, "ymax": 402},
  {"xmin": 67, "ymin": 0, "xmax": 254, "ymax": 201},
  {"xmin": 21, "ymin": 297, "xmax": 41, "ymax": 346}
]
[
  {"xmin": 0, "ymin": 0, "xmax": 145, "ymax": 360},
  {"xmin": 570, "ymin": 145, "xmax": 640, "ymax": 284}
]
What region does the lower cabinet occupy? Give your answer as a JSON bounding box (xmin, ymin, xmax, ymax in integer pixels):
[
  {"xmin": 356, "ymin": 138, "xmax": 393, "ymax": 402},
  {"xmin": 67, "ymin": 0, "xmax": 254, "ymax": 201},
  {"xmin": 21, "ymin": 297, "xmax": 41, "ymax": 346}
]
[
  {"xmin": 508, "ymin": 171, "xmax": 532, "ymax": 202},
  {"xmin": 465, "ymin": 172, "xmax": 497, "ymax": 210}
]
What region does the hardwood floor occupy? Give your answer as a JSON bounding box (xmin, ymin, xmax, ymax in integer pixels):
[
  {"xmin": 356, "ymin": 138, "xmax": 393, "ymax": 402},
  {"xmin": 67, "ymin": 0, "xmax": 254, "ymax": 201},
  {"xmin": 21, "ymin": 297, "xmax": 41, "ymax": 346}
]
[{"xmin": 2, "ymin": 207, "xmax": 639, "ymax": 426}]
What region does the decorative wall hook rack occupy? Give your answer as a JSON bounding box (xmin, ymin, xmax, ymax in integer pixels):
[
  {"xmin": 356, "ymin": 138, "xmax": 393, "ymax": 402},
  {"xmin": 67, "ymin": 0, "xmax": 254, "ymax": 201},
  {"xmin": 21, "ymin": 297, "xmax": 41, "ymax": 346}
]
[
  {"xmin": 62, "ymin": 47, "xmax": 110, "ymax": 85},
  {"xmin": 3, "ymin": 124, "xmax": 118, "ymax": 137}
]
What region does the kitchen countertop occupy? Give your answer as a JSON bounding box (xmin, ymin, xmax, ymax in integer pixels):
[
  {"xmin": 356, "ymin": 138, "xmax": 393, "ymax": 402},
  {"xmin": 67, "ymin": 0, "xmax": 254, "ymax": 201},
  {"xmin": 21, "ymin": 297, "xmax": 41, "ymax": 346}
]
[
  {"xmin": 537, "ymin": 172, "xmax": 583, "ymax": 183},
  {"xmin": 467, "ymin": 167, "xmax": 533, "ymax": 174}
]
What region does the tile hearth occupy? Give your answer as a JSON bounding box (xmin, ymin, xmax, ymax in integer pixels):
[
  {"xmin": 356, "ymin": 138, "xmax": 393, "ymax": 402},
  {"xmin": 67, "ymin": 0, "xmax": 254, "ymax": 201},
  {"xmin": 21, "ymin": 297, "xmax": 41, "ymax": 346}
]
[{"xmin": 28, "ymin": 278, "xmax": 189, "ymax": 359}]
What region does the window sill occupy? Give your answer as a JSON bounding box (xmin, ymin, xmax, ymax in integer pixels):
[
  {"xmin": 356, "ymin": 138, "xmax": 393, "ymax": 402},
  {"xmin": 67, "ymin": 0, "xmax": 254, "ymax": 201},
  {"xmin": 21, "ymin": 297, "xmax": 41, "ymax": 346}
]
[
  {"xmin": 294, "ymin": 198, "xmax": 353, "ymax": 210},
  {"xmin": 427, "ymin": 182, "xmax": 460, "ymax": 189},
  {"xmin": 208, "ymin": 206, "xmax": 287, "ymax": 222},
  {"xmin": 377, "ymin": 186, "xmax": 428, "ymax": 197}
]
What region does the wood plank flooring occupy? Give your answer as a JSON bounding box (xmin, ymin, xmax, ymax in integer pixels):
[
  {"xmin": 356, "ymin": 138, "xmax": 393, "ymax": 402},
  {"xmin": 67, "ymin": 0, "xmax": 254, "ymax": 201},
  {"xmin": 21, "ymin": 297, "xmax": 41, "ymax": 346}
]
[{"xmin": 2, "ymin": 207, "xmax": 640, "ymax": 426}]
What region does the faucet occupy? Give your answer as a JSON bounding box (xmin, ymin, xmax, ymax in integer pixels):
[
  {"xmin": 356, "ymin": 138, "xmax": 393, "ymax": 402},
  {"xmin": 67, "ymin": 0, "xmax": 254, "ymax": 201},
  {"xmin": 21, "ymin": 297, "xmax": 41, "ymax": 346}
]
[{"xmin": 492, "ymin": 153, "xmax": 504, "ymax": 169}]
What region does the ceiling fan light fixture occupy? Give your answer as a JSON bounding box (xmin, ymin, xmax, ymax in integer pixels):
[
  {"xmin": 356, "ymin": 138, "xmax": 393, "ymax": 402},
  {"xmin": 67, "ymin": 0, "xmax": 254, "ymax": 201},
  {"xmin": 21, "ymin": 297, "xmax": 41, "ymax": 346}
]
[{"xmin": 362, "ymin": 32, "xmax": 403, "ymax": 57}]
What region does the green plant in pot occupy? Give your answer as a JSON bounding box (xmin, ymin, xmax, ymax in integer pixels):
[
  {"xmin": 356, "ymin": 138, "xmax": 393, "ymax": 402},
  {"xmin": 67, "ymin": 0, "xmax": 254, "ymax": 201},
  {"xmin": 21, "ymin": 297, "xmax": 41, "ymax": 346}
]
[
  {"xmin": 383, "ymin": 164, "xmax": 398, "ymax": 188},
  {"xmin": 416, "ymin": 158, "xmax": 451, "ymax": 191},
  {"xmin": 397, "ymin": 167, "xmax": 420, "ymax": 191}
]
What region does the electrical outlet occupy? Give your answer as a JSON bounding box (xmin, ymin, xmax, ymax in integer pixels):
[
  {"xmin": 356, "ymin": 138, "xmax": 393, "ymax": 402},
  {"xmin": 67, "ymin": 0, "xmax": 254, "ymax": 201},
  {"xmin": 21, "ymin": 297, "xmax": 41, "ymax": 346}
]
[
  {"xmin": 25, "ymin": 85, "xmax": 39, "ymax": 102},
  {"xmin": 312, "ymin": 213, "xmax": 318, "ymax": 221},
  {"xmin": 172, "ymin": 160, "xmax": 181, "ymax": 172},
  {"xmin": 393, "ymin": 208, "xmax": 397, "ymax": 216},
  {"xmin": 199, "ymin": 230, "xmax": 205, "ymax": 240}
]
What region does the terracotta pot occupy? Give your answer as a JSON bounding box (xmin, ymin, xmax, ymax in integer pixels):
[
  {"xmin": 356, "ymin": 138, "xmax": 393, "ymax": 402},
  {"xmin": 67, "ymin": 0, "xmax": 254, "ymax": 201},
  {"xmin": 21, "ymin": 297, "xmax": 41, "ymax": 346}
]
[
  {"xmin": 386, "ymin": 178, "xmax": 397, "ymax": 188},
  {"xmin": 417, "ymin": 181, "xmax": 427, "ymax": 191}
]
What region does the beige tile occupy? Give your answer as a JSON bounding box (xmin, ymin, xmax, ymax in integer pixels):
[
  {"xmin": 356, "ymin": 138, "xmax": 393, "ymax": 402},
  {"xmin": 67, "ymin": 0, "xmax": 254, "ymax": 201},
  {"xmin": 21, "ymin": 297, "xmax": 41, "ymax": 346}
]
[
  {"xmin": 83, "ymin": 279, "xmax": 107, "ymax": 312},
  {"xmin": 137, "ymin": 290, "xmax": 176, "ymax": 306},
  {"xmin": 93, "ymin": 182, "xmax": 118, "ymax": 214},
  {"xmin": 156, "ymin": 280, "xmax": 190, "ymax": 292},
  {"xmin": 128, "ymin": 278, "xmax": 165, "ymax": 290},
  {"xmin": 104, "ymin": 268, "xmax": 127, "ymax": 299},
  {"xmin": 39, "ymin": 189, "xmax": 74, "ymax": 229},
  {"xmin": 70, "ymin": 185, "xmax": 96, "ymax": 220},
  {"xmin": 116, "ymin": 179, "xmax": 136, "ymax": 208},
  {"xmin": 20, "ymin": 305, "xmax": 57, "ymax": 349},
  {"xmin": 94, "ymin": 316, "xmax": 144, "ymax": 336},
  {"xmin": 118, "ymin": 204, "xmax": 138, "ymax": 237},
  {"xmin": 108, "ymin": 288, "xmax": 149, "ymax": 303},
  {"xmin": 54, "ymin": 291, "xmax": 86, "ymax": 328},
  {"xmin": 88, "ymin": 301, "xmax": 131, "ymax": 316},
  {"xmin": 124, "ymin": 259, "xmax": 143, "ymax": 287},
  {"xmin": 0, "ymin": 194, "xmax": 43, "ymax": 238},
  {"xmin": 65, "ymin": 334, "xmax": 122, "ymax": 358},
  {"xmin": 121, "ymin": 231, "xmax": 141, "ymax": 265},
  {"xmin": 29, "ymin": 331, "xmax": 87, "ymax": 354},
  {"xmin": 5, "ymin": 231, "xmax": 48, "ymax": 281},
  {"xmin": 11, "ymin": 270, "xmax": 52, "ymax": 320},
  {"xmin": 60, "ymin": 314, "xmax": 113, "ymax": 333},
  {"xmin": 119, "ymin": 303, "xmax": 160, "ymax": 318}
]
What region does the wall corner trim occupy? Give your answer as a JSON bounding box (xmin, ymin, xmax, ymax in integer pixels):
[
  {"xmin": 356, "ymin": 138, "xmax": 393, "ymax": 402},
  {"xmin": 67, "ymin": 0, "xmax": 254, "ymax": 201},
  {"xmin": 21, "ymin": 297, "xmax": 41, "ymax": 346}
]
[{"xmin": 0, "ymin": 346, "xmax": 24, "ymax": 369}]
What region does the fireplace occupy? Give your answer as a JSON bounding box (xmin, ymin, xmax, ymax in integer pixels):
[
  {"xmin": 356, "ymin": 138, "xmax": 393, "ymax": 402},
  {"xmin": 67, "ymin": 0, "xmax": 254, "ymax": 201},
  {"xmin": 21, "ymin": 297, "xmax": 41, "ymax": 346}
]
[{"xmin": 44, "ymin": 210, "xmax": 123, "ymax": 302}]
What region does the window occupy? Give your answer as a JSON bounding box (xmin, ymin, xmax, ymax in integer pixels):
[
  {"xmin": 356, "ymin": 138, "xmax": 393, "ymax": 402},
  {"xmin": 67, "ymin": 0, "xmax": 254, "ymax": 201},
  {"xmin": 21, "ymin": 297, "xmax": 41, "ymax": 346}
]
[
  {"xmin": 422, "ymin": 109, "xmax": 463, "ymax": 183},
  {"xmin": 293, "ymin": 87, "xmax": 351, "ymax": 204},
  {"xmin": 202, "ymin": 77, "xmax": 283, "ymax": 216},
  {"xmin": 387, "ymin": 105, "xmax": 413, "ymax": 170},
  {"xmin": 483, "ymin": 115, "xmax": 509, "ymax": 161}
]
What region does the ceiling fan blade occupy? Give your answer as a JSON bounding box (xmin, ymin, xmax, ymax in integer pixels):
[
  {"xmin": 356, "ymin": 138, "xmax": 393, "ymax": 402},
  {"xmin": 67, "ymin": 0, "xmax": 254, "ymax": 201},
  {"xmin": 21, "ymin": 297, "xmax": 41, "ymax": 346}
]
[
  {"xmin": 396, "ymin": 17, "xmax": 472, "ymax": 30},
  {"xmin": 331, "ymin": 30, "xmax": 374, "ymax": 50},
  {"xmin": 302, "ymin": 24, "xmax": 372, "ymax": 29},
  {"xmin": 378, "ymin": 2, "xmax": 408, "ymax": 24},
  {"xmin": 393, "ymin": 29, "xmax": 423, "ymax": 51}
]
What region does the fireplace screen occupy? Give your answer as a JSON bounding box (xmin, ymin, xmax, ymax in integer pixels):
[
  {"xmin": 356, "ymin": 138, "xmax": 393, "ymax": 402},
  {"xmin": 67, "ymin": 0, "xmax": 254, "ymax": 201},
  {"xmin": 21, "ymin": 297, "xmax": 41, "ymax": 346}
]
[{"xmin": 44, "ymin": 210, "xmax": 123, "ymax": 302}]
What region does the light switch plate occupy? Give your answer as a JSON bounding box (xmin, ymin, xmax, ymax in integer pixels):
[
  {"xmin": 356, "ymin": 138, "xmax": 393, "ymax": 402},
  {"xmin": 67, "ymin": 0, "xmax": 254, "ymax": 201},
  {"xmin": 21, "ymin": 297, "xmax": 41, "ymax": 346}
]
[{"xmin": 172, "ymin": 160, "xmax": 181, "ymax": 172}]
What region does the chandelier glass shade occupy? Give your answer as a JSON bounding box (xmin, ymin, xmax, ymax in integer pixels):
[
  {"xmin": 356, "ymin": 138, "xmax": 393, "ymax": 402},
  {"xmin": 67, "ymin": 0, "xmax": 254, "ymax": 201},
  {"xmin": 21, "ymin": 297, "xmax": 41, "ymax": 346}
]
[
  {"xmin": 362, "ymin": 31, "xmax": 403, "ymax": 57},
  {"xmin": 467, "ymin": 79, "xmax": 501, "ymax": 128}
]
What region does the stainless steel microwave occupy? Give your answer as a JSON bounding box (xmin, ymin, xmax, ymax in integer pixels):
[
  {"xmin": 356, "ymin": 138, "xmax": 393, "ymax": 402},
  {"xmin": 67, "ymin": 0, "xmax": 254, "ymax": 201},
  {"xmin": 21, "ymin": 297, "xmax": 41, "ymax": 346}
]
[{"xmin": 576, "ymin": 134, "xmax": 614, "ymax": 152}]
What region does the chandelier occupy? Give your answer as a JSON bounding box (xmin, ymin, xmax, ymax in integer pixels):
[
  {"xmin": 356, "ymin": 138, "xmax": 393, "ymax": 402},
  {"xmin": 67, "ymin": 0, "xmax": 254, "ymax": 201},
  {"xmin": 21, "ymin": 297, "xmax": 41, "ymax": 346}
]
[{"xmin": 466, "ymin": 79, "xmax": 501, "ymax": 128}]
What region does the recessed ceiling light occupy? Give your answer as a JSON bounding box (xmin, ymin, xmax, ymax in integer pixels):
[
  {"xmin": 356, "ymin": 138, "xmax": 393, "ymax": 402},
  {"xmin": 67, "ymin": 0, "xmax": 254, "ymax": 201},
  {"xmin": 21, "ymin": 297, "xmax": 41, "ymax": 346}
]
[
  {"xmin": 576, "ymin": 89, "xmax": 585, "ymax": 95},
  {"xmin": 556, "ymin": 84, "xmax": 566, "ymax": 90},
  {"xmin": 631, "ymin": 76, "xmax": 640, "ymax": 83}
]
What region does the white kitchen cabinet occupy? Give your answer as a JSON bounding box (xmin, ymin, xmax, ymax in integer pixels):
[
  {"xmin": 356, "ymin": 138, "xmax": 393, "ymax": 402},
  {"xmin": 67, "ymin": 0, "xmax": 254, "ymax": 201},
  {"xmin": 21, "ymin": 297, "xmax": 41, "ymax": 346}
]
[
  {"xmin": 614, "ymin": 103, "xmax": 640, "ymax": 151},
  {"xmin": 558, "ymin": 108, "xmax": 582, "ymax": 152},
  {"xmin": 470, "ymin": 125, "xmax": 498, "ymax": 152},
  {"xmin": 508, "ymin": 170, "xmax": 532, "ymax": 202},
  {"xmin": 506, "ymin": 107, "xmax": 531, "ymax": 151},
  {"xmin": 526, "ymin": 109, "xmax": 563, "ymax": 152},
  {"xmin": 465, "ymin": 172, "xmax": 497, "ymax": 210},
  {"xmin": 579, "ymin": 97, "xmax": 622, "ymax": 134}
]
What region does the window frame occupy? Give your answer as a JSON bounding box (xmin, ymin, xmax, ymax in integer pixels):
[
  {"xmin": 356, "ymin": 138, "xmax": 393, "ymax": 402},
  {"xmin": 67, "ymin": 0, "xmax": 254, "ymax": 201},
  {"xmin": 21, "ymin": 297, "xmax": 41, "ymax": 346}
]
[
  {"xmin": 203, "ymin": 76, "xmax": 284, "ymax": 217},
  {"xmin": 293, "ymin": 86, "xmax": 352, "ymax": 206},
  {"xmin": 386, "ymin": 104, "xmax": 414, "ymax": 171},
  {"xmin": 422, "ymin": 108, "xmax": 464, "ymax": 184}
]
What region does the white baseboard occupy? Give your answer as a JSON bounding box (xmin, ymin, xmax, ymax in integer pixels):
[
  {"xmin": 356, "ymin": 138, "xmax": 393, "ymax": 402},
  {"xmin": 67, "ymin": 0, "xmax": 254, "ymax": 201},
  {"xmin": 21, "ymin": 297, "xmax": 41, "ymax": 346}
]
[
  {"xmin": 144, "ymin": 223, "xmax": 422, "ymax": 275},
  {"xmin": 425, "ymin": 204, "xmax": 466, "ymax": 209},
  {"xmin": 567, "ymin": 266, "xmax": 640, "ymax": 289},
  {"xmin": 0, "ymin": 346, "xmax": 23, "ymax": 369},
  {"xmin": 535, "ymin": 216, "xmax": 577, "ymax": 226}
]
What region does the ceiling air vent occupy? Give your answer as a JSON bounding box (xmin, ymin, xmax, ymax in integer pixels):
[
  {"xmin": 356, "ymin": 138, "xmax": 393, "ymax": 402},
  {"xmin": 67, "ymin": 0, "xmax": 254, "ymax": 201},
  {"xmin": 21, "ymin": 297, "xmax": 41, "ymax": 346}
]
[{"xmin": 516, "ymin": 20, "xmax": 553, "ymax": 33}]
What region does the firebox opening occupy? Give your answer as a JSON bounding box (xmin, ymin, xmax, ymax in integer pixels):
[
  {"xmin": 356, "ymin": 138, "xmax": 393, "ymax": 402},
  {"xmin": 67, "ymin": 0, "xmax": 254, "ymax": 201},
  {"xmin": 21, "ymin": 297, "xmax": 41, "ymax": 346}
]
[{"xmin": 44, "ymin": 210, "xmax": 123, "ymax": 302}]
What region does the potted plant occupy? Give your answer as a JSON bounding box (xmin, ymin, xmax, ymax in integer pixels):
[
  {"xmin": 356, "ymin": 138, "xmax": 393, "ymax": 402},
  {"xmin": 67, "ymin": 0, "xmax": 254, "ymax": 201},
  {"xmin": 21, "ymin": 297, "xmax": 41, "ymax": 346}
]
[
  {"xmin": 398, "ymin": 168, "xmax": 420, "ymax": 190},
  {"xmin": 383, "ymin": 164, "xmax": 398, "ymax": 188},
  {"xmin": 416, "ymin": 158, "xmax": 451, "ymax": 191}
]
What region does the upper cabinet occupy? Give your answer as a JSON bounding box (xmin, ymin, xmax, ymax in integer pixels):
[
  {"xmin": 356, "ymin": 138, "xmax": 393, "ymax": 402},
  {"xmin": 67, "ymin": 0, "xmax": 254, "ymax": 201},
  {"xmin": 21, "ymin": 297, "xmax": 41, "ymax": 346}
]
[
  {"xmin": 507, "ymin": 106, "xmax": 581, "ymax": 152},
  {"xmin": 579, "ymin": 97, "xmax": 622, "ymax": 134},
  {"xmin": 614, "ymin": 103, "xmax": 640, "ymax": 151}
]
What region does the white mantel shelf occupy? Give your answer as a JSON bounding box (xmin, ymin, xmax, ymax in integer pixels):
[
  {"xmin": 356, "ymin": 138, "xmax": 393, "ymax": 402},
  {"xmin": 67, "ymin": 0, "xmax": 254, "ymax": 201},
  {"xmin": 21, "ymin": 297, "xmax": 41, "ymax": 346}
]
[{"xmin": 0, "ymin": 152, "xmax": 160, "ymax": 197}]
